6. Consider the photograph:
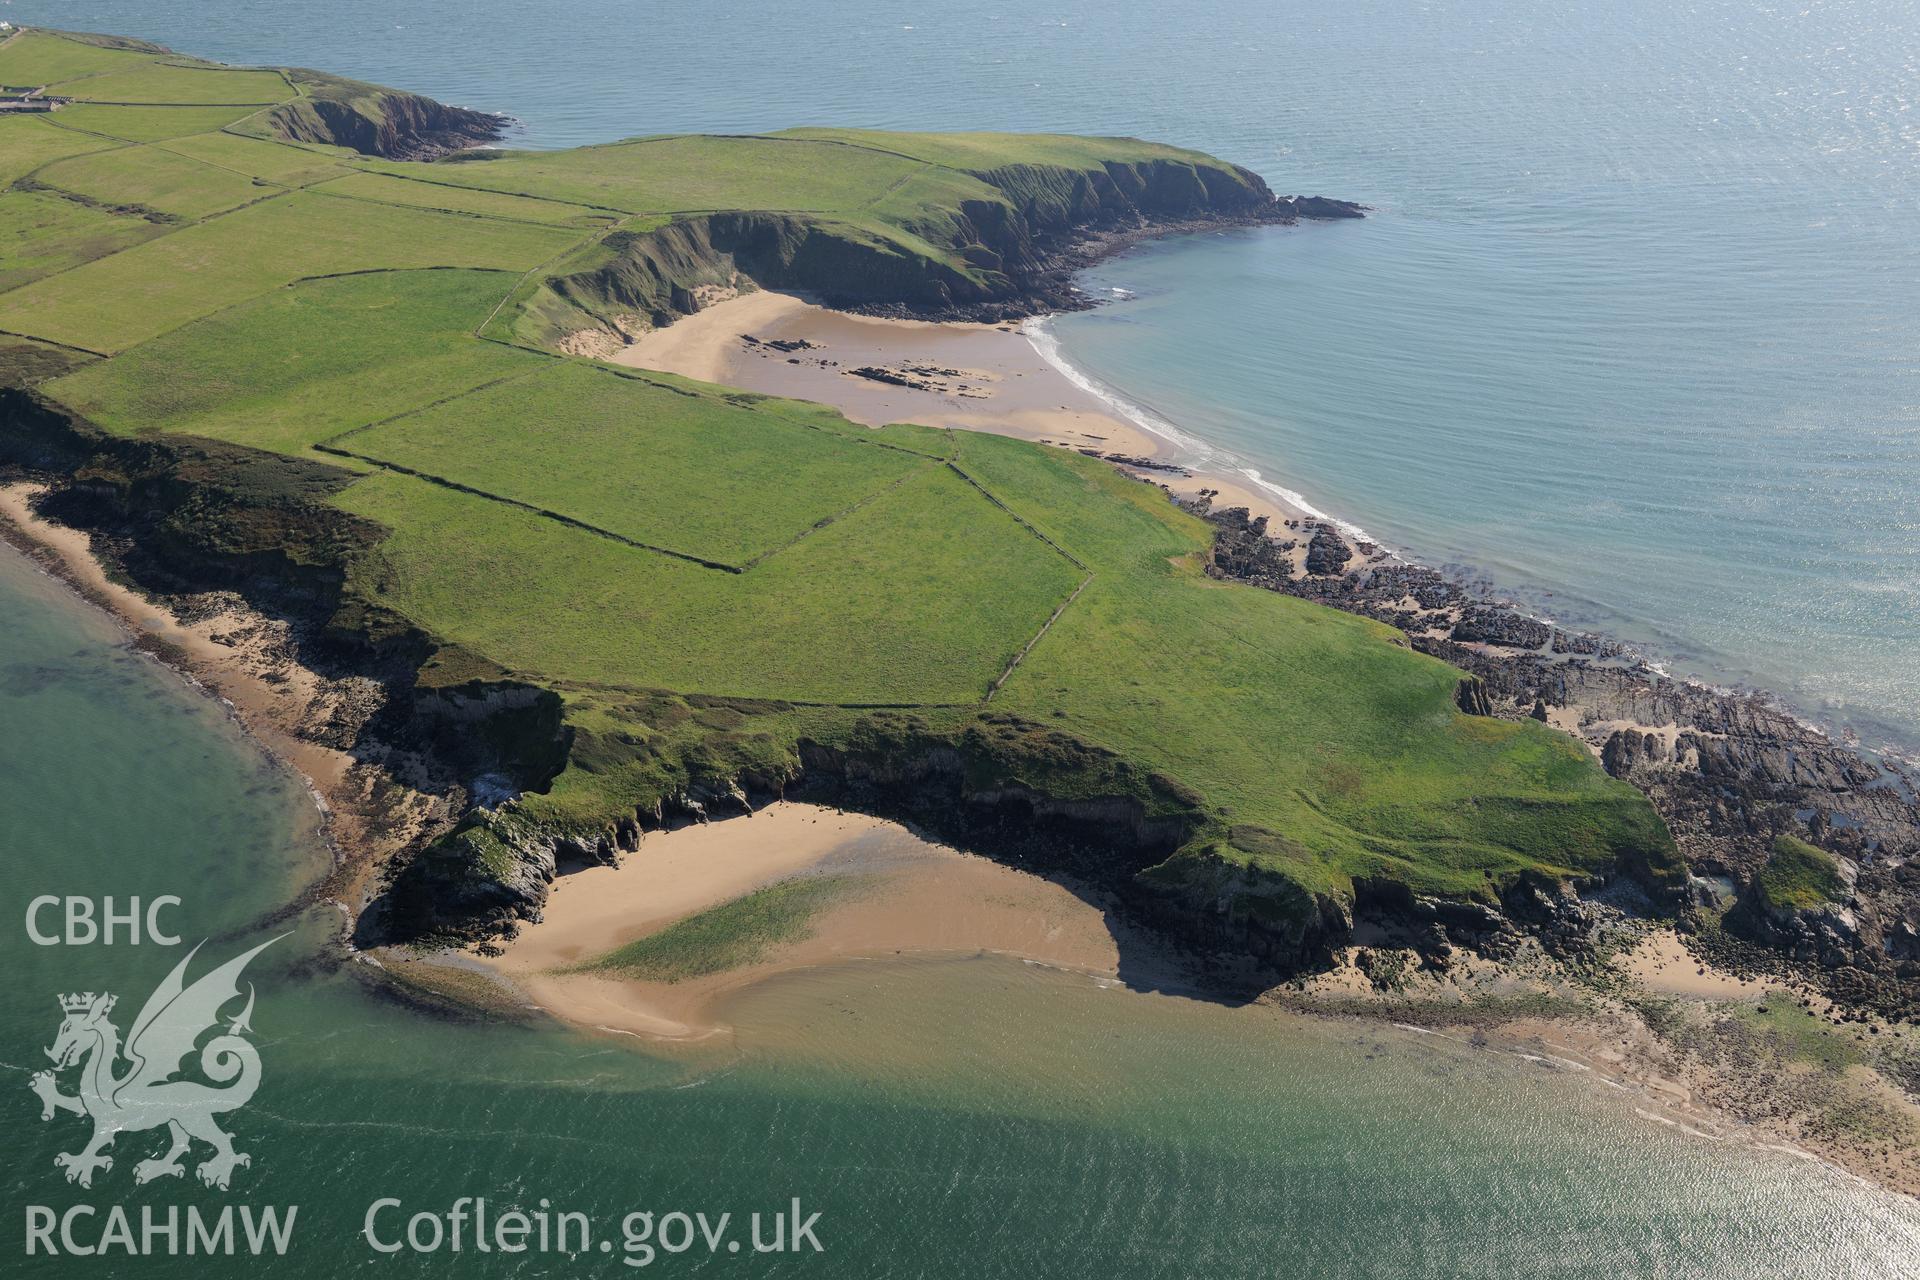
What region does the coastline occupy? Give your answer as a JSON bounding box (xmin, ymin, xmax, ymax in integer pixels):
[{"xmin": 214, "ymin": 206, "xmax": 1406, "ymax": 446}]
[
  {"xmin": 0, "ymin": 481, "xmax": 453, "ymax": 930},
  {"xmin": 455, "ymin": 801, "xmax": 1139, "ymax": 1042},
  {"xmin": 6, "ymin": 470, "xmax": 1920, "ymax": 1199},
  {"xmin": 611, "ymin": 290, "xmax": 1310, "ymax": 531},
  {"xmin": 608, "ymin": 287, "xmax": 1920, "ymax": 1012}
]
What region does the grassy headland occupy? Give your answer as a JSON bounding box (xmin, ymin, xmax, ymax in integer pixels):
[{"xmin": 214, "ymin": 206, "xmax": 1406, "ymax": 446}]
[{"xmin": 0, "ymin": 26, "xmax": 1680, "ymax": 970}]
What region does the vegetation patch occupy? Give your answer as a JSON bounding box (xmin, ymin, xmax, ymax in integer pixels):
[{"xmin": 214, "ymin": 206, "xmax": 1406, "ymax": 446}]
[
  {"xmin": 1754, "ymin": 835, "xmax": 1847, "ymax": 914},
  {"xmin": 576, "ymin": 875, "xmax": 865, "ymax": 982}
]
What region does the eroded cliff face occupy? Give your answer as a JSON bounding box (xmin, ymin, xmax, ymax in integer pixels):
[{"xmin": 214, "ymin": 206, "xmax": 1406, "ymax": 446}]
[
  {"xmin": 376, "ymin": 710, "xmax": 1210, "ymax": 945},
  {"xmin": 536, "ymin": 162, "xmax": 1365, "ymax": 346},
  {"xmin": 258, "ymin": 82, "xmax": 506, "ymax": 160}
]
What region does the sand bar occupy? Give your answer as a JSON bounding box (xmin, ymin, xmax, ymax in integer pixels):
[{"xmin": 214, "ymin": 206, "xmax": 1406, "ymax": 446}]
[{"xmin": 471, "ymin": 801, "xmax": 1126, "ymax": 1042}]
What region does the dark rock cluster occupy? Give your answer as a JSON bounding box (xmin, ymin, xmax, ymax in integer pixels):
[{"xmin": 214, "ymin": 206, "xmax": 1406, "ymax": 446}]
[{"xmin": 1188, "ymin": 495, "xmax": 1920, "ymax": 1017}]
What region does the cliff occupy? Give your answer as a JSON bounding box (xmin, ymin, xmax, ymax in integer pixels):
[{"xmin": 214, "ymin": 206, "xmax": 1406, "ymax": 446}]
[
  {"xmin": 504, "ymin": 155, "xmax": 1364, "ymax": 349},
  {"xmin": 253, "ymin": 69, "xmax": 507, "ymax": 160},
  {"xmin": 1197, "ymin": 501, "xmax": 1920, "ymax": 1016}
]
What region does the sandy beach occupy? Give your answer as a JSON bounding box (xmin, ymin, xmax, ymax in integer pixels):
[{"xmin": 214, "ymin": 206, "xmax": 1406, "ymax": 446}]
[
  {"xmin": 612, "ymin": 290, "xmax": 1309, "ymax": 528},
  {"xmin": 0, "ymin": 481, "xmax": 453, "ymax": 895},
  {"xmin": 467, "ymin": 801, "xmax": 1131, "ymax": 1042}
]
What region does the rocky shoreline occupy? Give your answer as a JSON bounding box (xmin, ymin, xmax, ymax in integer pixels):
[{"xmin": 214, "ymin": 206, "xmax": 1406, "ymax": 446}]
[
  {"xmin": 1190, "ymin": 498, "xmax": 1920, "ymax": 1019},
  {"xmin": 842, "ymin": 195, "xmax": 1367, "ymax": 326}
]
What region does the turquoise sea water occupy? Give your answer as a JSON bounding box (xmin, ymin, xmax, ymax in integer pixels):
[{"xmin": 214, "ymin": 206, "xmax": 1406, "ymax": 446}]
[
  {"xmin": 6, "ymin": 547, "xmax": 1920, "ymax": 1276},
  {"xmin": 13, "ymin": 0, "xmax": 1916, "ymax": 755}
]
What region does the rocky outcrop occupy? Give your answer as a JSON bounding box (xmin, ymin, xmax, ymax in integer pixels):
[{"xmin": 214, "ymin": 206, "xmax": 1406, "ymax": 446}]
[
  {"xmin": 1140, "ymin": 842, "xmax": 1352, "ymax": 974},
  {"xmin": 1191, "ymin": 499, "xmax": 1920, "ymax": 1016},
  {"xmin": 259, "ymin": 72, "xmax": 506, "ymax": 160},
  {"xmin": 1303, "ymin": 524, "xmax": 1351, "ymax": 576}
]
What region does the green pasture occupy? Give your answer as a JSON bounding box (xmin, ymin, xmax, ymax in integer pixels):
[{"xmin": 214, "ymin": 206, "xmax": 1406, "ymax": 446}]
[
  {"xmin": 0, "ymin": 188, "xmax": 167, "ymax": 293},
  {"xmin": 36, "ymin": 142, "xmax": 270, "ymax": 218},
  {"xmin": 45, "ymin": 269, "xmax": 539, "ymax": 453},
  {"xmin": 0, "ymin": 114, "xmax": 117, "ymax": 186},
  {"xmin": 0, "ymin": 191, "xmax": 575, "ymax": 352},
  {"xmin": 333, "ymin": 459, "xmax": 1083, "ymax": 705},
  {"xmin": 338, "ymin": 359, "xmax": 935, "ymax": 566}
]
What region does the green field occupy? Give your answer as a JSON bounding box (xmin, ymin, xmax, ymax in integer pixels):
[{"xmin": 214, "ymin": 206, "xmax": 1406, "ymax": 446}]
[
  {"xmin": 36, "ymin": 141, "xmax": 271, "ymax": 218},
  {"xmin": 336, "ymin": 360, "xmax": 937, "ymax": 565},
  {"xmin": 0, "ymin": 191, "xmax": 574, "ymax": 352},
  {"xmin": 308, "ymin": 170, "xmax": 618, "ymax": 227},
  {"xmin": 0, "ymin": 113, "xmax": 117, "ymax": 186},
  {"xmin": 335, "ymin": 458, "xmax": 1083, "ymax": 704},
  {"xmin": 360, "ymin": 134, "xmax": 935, "ymax": 214},
  {"xmin": 40, "ymin": 102, "xmax": 276, "ymax": 142},
  {"xmin": 0, "ymin": 188, "xmax": 168, "ymax": 294},
  {"xmin": 0, "ymin": 25, "xmax": 1681, "ymax": 945},
  {"xmin": 45, "ymin": 269, "xmax": 541, "ymax": 453},
  {"xmin": 0, "ymin": 30, "xmax": 159, "ymax": 85},
  {"xmin": 157, "ymin": 129, "xmax": 354, "ymax": 185},
  {"xmin": 52, "ymin": 63, "xmax": 289, "ymax": 105}
]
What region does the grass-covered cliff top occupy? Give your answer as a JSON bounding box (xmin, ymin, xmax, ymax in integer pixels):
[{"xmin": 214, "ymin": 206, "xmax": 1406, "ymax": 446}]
[{"xmin": 0, "ymin": 27, "xmax": 1680, "ymax": 945}]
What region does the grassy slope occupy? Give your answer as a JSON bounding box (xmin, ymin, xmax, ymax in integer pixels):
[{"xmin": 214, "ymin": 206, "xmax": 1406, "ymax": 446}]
[
  {"xmin": 0, "ymin": 191, "xmax": 574, "ymax": 352},
  {"xmin": 358, "ymin": 135, "xmax": 935, "ymax": 214},
  {"xmin": 36, "ymin": 142, "xmax": 272, "ymax": 218},
  {"xmin": 0, "ymin": 30, "xmax": 159, "ymax": 85},
  {"xmin": 334, "ymin": 460, "xmax": 1083, "ymax": 704},
  {"xmin": 0, "ymin": 114, "xmax": 118, "ymax": 186},
  {"xmin": 774, "ymin": 127, "xmax": 1251, "ymax": 174},
  {"xmin": 957, "ymin": 432, "xmax": 1666, "ymax": 899},
  {"xmin": 337, "ymin": 359, "xmax": 934, "ymax": 566},
  {"xmin": 2, "ymin": 26, "xmax": 1680, "ymax": 928},
  {"xmin": 45, "ymin": 269, "xmax": 541, "ymax": 454}
]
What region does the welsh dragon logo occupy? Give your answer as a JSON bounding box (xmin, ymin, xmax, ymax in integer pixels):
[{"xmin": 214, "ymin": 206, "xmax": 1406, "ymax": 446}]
[{"xmin": 29, "ymin": 937, "xmax": 281, "ymax": 1191}]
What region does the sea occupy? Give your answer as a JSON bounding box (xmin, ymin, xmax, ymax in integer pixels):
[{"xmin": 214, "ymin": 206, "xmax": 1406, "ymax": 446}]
[{"xmin": 4, "ymin": 0, "xmax": 1920, "ymax": 1273}]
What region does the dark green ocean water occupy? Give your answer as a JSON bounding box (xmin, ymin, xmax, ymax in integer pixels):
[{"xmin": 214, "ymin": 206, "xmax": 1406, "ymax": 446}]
[{"xmin": 4, "ymin": 547, "xmax": 1919, "ymax": 1276}]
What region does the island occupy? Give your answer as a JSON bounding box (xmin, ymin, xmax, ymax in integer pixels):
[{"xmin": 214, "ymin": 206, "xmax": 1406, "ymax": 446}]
[{"xmin": 5, "ymin": 24, "xmax": 1920, "ymax": 1190}]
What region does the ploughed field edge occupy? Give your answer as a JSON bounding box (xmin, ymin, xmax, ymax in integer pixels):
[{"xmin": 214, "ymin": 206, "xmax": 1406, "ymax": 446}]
[{"xmin": 1, "ymin": 26, "xmax": 1913, "ymax": 1026}]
